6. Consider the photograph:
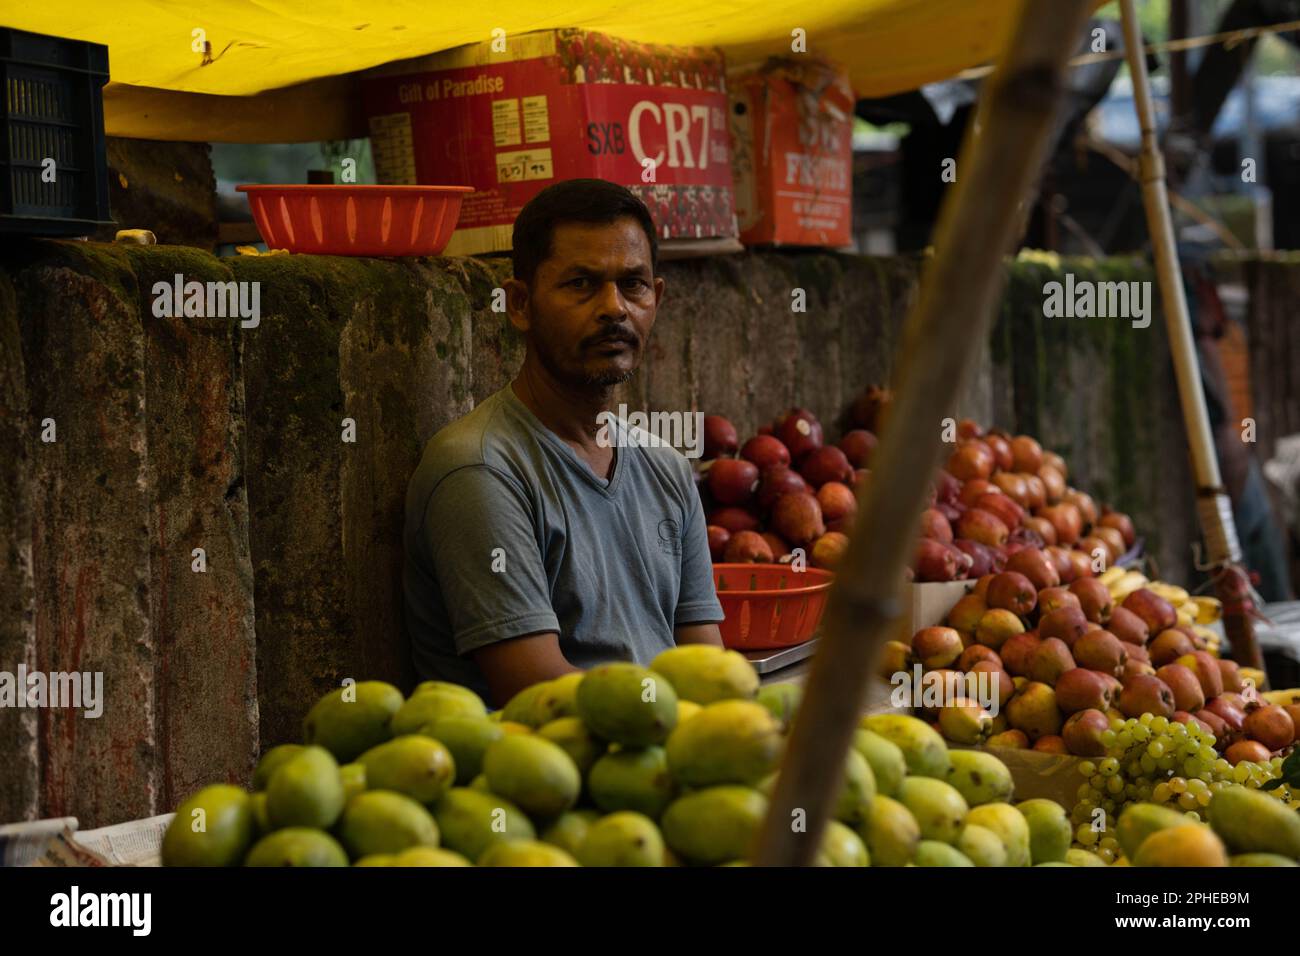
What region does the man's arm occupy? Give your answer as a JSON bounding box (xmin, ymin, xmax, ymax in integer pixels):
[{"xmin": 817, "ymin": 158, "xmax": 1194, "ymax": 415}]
[
  {"xmin": 674, "ymin": 622, "xmax": 725, "ymax": 647},
  {"xmin": 472, "ymin": 632, "xmax": 581, "ymax": 707}
]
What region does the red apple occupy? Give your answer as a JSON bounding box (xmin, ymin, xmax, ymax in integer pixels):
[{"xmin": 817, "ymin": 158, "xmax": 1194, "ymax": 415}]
[
  {"xmin": 817, "ymin": 482, "xmax": 857, "ymax": 524},
  {"xmin": 959, "ymin": 479, "xmax": 1001, "ymax": 508},
  {"xmin": 974, "ymin": 493, "xmax": 1024, "ymax": 532},
  {"xmin": 771, "ymin": 492, "xmax": 825, "ymax": 548},
  {"xmin": 775, "ymin": 408, "xmax": 823, "ymax": 461},
  {"xmin": 1069, "ymin": 578, "xmax": 1113, "ymax": 623},
  {"xmin": 947, "ymin": 441, "xmax": 995, "ymax": 482},
  {"xmin": 955, "ymin": 508, "xmax": 1010, "ymax": 548},
  {"xmin": 1005, "ymin": 547, "xmax": 1060, "ymax": 591},
  {"xmin": 723, "ymin": 530, "xmax": 773, "ymax": 563},
  {"xmin": 1010, "ymin": 435, "xmax": 1043, "ymax": 473},
  {"xmin": 707, "ymin": 525, "xmax": 730, "ymax": 560},
  {"xmin": 838, "ymin": 430, "xmax": 876, "ymax": 469},
  {"xmin": 1107, "ymin": 606, "xmax": 1150, "ymax": 646},
  {"xmin": 1155, "ymin": 664, "xmax": 1206, "ymax": 713},
  {"xmin": 1062, "ymin": 708, "xmax": 1110, "ymax": 755},
  {"xmin": 708, "ymin": 507, "xmax": 761, "ymax": 534},
  {"xmin": 1024, "ymin": 516, "xmax": 1058, "ymax": 547},
  {"xmin": 740, "ymin": 434, "xmax": 790, "ymax": 470},
  {"xmin": 1122, "ymin": 589, "xmax": 1178, "ymax": 635},
  {"xmin": 920, "ymin": 508, "xmax": 953, "ymax": 543},
  {"xmin": 756, "ymin": 465, "xmax": 809, "ymax": 511},
  {"xmin": 708, "ymin": 458, "xmax": 760, "ymax": 506},
  {"xmin": 798, "ymin": 445, "xmax": 853, "ymax": 488},
  {"xmin": 702, "ymin": 415, "xmax": 739, "ymax": 459}
]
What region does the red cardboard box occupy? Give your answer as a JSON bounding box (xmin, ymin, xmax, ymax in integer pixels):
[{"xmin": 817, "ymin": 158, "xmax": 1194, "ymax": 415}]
[
  {"xmin": 362, "ymin": 30, "xmax": 737, "ymax": 256},
  {"xmin": 729, "ymin": 58, "xmax": 854, "ymax": 247}
]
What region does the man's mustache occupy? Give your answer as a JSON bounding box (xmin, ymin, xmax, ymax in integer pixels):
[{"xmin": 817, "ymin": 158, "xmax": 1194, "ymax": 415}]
[{"xmin": 582, "ymin": 328, "xmax": 641, "ymax": 349}]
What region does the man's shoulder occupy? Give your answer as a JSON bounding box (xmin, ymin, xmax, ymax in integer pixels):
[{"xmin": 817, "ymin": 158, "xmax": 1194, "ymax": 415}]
[{"xmin": 410, "ymin": 390, "xmax": 531, "ymax": 499}]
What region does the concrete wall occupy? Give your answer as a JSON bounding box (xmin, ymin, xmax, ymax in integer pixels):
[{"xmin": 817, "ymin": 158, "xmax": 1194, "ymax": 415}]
[{"xmin": 0, "ymin": 241, "xmax": 1205, "ymax": 827}]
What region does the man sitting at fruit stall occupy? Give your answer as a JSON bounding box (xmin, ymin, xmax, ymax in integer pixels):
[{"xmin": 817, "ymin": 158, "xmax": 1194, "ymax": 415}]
[{"xmin": 403, "ymin": 178, "xmax": 725, "ymax": 706}]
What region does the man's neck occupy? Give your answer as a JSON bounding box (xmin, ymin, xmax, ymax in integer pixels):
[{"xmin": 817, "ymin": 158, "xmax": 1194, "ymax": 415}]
[{"xmin": 512, "ymin": 361, "xmax": 614, "ymax": 452}]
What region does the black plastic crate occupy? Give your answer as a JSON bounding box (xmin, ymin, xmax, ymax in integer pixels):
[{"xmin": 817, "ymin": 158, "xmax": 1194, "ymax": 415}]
[{"xmin": 1, "ymin": 27, "xmax": 112, "ymax": 236}]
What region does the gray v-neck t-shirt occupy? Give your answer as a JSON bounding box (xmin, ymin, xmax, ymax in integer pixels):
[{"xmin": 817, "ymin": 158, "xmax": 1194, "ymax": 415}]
[{"xmin": 403, "ymin": 386, "xmax": 724, "ymax": 699}]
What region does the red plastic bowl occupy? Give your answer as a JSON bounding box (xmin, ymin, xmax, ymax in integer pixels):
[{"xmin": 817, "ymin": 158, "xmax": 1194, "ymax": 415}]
[
  {"xmin": 712, "ymin": 564, "xmax": 834, "ymax": 650},
  {"xmin": 236, "ymin": 184, "xmax": 472, "ymax": 257}
]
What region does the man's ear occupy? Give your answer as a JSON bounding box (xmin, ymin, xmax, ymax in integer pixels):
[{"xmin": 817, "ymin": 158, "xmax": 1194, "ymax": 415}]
[
  {"xmin": 504, "ymin": 278, "xmax": 531, "ymax": 333},
  {"xmin": 653, "ymin": 275, "xmax": 665, "ymax": 307}
]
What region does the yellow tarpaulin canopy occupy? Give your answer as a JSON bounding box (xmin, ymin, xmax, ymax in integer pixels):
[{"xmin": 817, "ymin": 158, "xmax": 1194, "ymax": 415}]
[{"xmin": 8, "ymin": 0, "xmax": 1064, "ymax": 141}]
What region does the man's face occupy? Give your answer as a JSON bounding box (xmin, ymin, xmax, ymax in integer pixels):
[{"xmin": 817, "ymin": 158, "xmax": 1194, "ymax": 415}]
[{"xmin": 508, "ymin": 217, "xmax": 664, "ymax": 389}]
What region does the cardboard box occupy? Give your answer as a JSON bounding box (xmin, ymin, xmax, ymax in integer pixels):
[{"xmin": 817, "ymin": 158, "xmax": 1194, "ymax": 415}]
[
  {"xmin": 729, "ymin": 58, "xmax": 854, "ymax": 247},
  {"xmin": 902, "ymin": 580, "xmax": 974, "ymax": 636},
  {"xmin": 362, "ymin": 30, "xmax": 737, "ymax": 256}
]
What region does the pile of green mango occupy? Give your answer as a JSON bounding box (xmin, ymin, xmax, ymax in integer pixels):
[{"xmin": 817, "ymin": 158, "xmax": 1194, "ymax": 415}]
[
  {"xmin": 161, "ymin": 646, "xmax": 1085, "ymax": 867},
  {"xmin": 1107, "ymin": 787, "xmax": 1300, "ymax": 867}
]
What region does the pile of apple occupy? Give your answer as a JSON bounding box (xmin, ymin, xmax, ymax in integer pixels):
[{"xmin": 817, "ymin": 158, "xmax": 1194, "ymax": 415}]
[
  {"xmin": 698, "ymin": 406, "xmax": 875, "ymax": 571},
  {"xmin": 918, "ymin": 421, "xmax": 1138, "ymax": 583},
  {"xmin": 894, "ymin": 568, "xmax": 1299, "ymax": 762}
]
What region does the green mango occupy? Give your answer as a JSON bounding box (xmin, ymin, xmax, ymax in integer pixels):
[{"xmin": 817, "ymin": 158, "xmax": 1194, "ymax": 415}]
[
  {"xmin": 391, "ymin": 846, "xmax": 472, "ymax": 867},
  {"xmin": 250, "ymin": 791, "xmax": 272, "ymax": 836},
  {"xmin": 540, "ymin": 810, "xmax": 600, "ymax": 856},
  {"xmin": 353, "ymin": 854, "xmax": 395, "ymax": 867},
  {"xmin": 576, "ymin": 663, "xmax": 678, "ymax": 747},
  {"xmin": 1115, "ymin": 803, "xmax": 1190, "ymax": 860},
  {"xmin": 358, "ymin": 735, "xmax": 455, "ymax": 805},
  {"xmin": 339, "ymin": 762, "xmax": 367, "ymax": 801},
  {"xmin": 1133, "ymin": 824, "xmax": 1228, "ymax": 867},
  {"xmin": 965, "ymin": 803, "xmax": 1031, "ymax": 867},
  {"xmin": 302, "ymin": 681, "xmax": 404, "ymax": 762},
  {"xmin": 161, "ymin": 785, "xmax": 254, "ymax": 867},
  {"xmin": 1229, "ymin": 853, "xmax": 1299, "ymax": 867},
  {"xmin": 483, "ymin": 734, "xmax": 581, "ymax": 818},
  {"xmin": 576, "ymin": 811, "xmax": 666, "ymax": 867},
  {"xmin": 660, "ymin": 786, "xmax": 768, "ymax": 865},
  {"xmin": 821, "ymin": 820, "xmax": 870, "ymax": 867},
  {"xmin": 433, "ymin": 788, "xmax": 535, "ymax": 861},
  {"xmin": 536, "ymin": 717, "xmax": 604, "ymax": 776},
  {"xmin": 958, "ymin": 824, "xmax": 1008, "ymax": 867},
  {"xmin": 861, "ymin": 713, "xmax": 950, "ymax": 778},
  {"xmin": 532, "ymin": 673, "xmax": 586, "ymax": 722},
  {"xmin": 834, "ymin": 748, "xmax": 878, "ymax": 824},
  {"xmin": 588, "ymin": 746, "xmax": 677, "ymax": 819},
  {"xmin": 852, "ymin": 729, "xmax": 907, "ymax": 796},
  {"xmin": 946, "ymin": 749, "xmax": 1014, "ymax": 806},
  {"xmin": 390, "ymin": 689, "xmax": 487, "ymax": 736},
  {"xmin": 664, "ymin": 700, "xmax": 783, "ymax": 787},
  {"xmin": 754, "ymin": 682, "xmax": 802, "ymax": 729},
  {"xmin": 469, "ymin": 773, "xmax": 491, "ymax": 793},
  {"xmin": 266, "ymin": 746, "xmax": 345, "ymax": 830},
  {"xmin": 650, "ymin": 645, "xmax": 759, "ymax": 703},
  {"xmin": 857, "ymin": 795, "xmax": 920, "ymax": 867},
  {"xmin": 244, "ymin": 828, "xmax": 348, "ymax": 867},
  {"xmin": 478, "ymin": 840, "xmax": 579, "ymax": 866},
  {"xmin": 897, "ymin": 777, "xmax": 968, "ymax": 845},
  {"xmin": 337, "ymin": 790, "xmax": 440, "ymax": 859},
  {"xmin": 1065, "ymin": 848, "xmax": 1108, "ymax": 867},
  {"xmin": 914, "ymin": 840, "xmax": 975, "ymax": 866},
  {"xmin": 1208, "ymin": 785, "xmax": 1300, "ymax": 859},
  {"xmin": 1017, "ymin": 798, "xmax": 1072, "ymax": 864},
  {"xmin": 412, "ymin": 681, "xmax": 483, "ymax": 704},
  {"xmin": 253, "ymin": 745, "xmax": 305, "ymax": 791},
  {"xmin": 421, "ymin": 715, "xmax": 503, "ymax": 784},
  {"xmin": 501, "ymin": 682, "xmax": 554, "ymax": 728}
]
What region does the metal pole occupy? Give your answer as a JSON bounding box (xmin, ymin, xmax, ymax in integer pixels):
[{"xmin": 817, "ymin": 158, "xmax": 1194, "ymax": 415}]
[{"xmin": 1117, "ymin": 0, "xmax": 1262, "ymax": 671}]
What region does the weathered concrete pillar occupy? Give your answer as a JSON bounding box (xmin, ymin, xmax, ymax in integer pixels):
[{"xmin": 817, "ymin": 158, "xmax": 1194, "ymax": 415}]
[
  {"xmin": 125, "ymin": 246, "xmax": 259, "ymax": 807},
  {"xmin": 0, "ymin": 275, "xmax": 39, "ymax": 823},
  {"xmin": 14, "ymin": 242, "xmax": 159, "ymax": 827}
]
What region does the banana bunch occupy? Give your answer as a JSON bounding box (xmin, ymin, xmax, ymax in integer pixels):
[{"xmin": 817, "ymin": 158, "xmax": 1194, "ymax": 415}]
[
  {"xmin": 1097, "ymin": 568, "xmax": 1219, "ymax": 627},
  {"xmin": 1262, "ymin": 688, "xmax": 1300, "ymax": 707}
]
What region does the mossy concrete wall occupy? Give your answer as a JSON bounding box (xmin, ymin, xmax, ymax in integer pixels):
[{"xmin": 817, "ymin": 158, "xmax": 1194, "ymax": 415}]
[{"xmin": 0, "ymin": 241, "xmax": 1203, "ymax": 827}]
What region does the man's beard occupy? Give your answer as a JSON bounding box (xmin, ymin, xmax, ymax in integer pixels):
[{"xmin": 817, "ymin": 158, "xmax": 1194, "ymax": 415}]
[{"xmin": 533, "ymin": 329, "xmax": 639, "ymax": 390}]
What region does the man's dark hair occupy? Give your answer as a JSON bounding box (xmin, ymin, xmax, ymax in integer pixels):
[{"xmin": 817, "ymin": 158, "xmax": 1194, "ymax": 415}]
[{"xmin": 512, "ymin": 179, "xmax": 658, "ymax": 284}]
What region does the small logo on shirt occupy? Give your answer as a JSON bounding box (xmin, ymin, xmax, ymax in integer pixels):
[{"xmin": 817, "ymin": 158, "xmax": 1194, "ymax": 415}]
[{"xmin": 657, "ymin": 518, "xmax": 682, "ymax": 556}]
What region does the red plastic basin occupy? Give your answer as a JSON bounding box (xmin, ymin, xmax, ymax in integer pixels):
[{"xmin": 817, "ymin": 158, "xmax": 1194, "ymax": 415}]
[
  {"xmin": 236, "ymin": 184, "xmax": 472, "ymax": 257},
  {"xmin": 712, "ymin": 564, "xmax": 833, "ymax": 650}
]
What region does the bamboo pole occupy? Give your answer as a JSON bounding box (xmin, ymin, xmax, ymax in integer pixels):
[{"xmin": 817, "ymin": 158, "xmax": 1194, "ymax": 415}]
[
  {"xmin": 753, "ymin": 0, "xmax": 1097, "ymax": 867},
  {"xmin": 1117, "ymin": 0, "xmax": 1262, "ymax": 671}
]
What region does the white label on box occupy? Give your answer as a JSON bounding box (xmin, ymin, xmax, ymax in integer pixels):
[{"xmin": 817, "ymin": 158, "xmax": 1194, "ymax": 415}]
[
  {"xmin": 522, "ymin": 95, "xmax": 550, "ymax": 143},
  {"xmin": 367, "ymin": 113, "xmax": 416, "ymax": 184},
  {"xmin": 495, "ymin": 148, "xmax": 554, "ymax": 183},
  {"xmin": 492, "ymin": 99, "xmax": 522, "ymax": 146}
]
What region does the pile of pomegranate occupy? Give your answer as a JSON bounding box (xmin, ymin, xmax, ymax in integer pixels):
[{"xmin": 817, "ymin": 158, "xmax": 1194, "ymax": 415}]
[{"xmin": 698, "ymin": 394, "xmax": 883, "ymax": 571}]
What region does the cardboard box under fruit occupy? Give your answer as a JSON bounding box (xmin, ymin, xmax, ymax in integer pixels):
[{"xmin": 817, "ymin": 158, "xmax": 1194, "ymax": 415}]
[
  {"xmin": 902, "ymin": 580, "xmax": 973, "ymax": 635},
  {"xmin": 978, "ymin": 746, "xmax": 1084, "ymax": 807}
]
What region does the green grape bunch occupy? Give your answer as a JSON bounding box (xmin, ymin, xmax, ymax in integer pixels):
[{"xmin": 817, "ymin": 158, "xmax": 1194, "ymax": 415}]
[{"xmin": 1068, "ymin": 713, "xmax": 1296, "ymax": 864}]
